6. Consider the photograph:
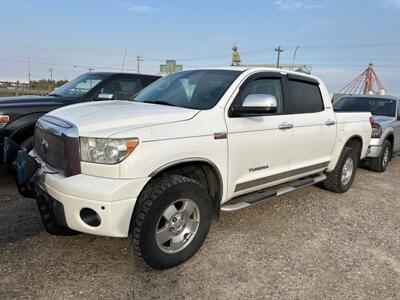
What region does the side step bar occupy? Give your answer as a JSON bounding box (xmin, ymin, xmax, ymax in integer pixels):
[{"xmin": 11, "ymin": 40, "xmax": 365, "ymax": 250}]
[{"xmin": 221, "ymin": 173, "xmax": 327, "ymax": 212}]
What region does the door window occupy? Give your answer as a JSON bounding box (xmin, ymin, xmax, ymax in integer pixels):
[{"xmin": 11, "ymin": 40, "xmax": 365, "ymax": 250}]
[
  {"xmin": 237, "ymin": 78, "xmax": 284, "ymax": 113},
  {"xmin": 101, "ymin": 79, "xmax": 142, "ymax": 100},
  {"xmin": 289, "ymin": 80, "xmax": 324, "ymax": 114}
]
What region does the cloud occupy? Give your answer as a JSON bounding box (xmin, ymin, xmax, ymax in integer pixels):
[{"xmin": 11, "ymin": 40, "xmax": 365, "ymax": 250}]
[
  {"xmin": 273, "ymin": 0, "xmax": 325, "ymax": 10},
  {"xmin": 126, "ymin": 2, "xmax": 156, "ymax": 13}
]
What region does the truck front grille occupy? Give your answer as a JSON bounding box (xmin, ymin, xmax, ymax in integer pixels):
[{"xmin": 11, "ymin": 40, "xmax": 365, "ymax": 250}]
[
  {"xmin": 34, "ymin": 116, "xmax": 81, "ymax": 177},
  {"xmin": 34, "ymin": 127, "xmax": 67, "ymax": 172}
]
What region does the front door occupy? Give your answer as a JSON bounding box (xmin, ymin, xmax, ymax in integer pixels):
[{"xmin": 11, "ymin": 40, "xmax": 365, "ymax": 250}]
[{"xmin": 225, "ymin": 73, "xmax": 294, "ymax": 198}]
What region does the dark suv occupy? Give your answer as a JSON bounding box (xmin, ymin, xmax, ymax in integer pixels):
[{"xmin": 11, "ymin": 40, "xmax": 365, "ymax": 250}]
[{"xmin": 0, "ymin": 72, "xmax": 160, "ymax": 163}]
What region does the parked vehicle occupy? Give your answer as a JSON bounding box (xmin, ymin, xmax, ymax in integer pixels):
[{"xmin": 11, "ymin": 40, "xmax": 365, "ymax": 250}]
[
  {"xmin": 10, "ymin": 68, "xmax": 372, "ymax": 269},
  {"xmin": 0, "ymin": 72, "xmax": 160, "ymax": 164},
  {"xmin": 334, "ymin": 95, "xmax": 400, "ymax": 172}
]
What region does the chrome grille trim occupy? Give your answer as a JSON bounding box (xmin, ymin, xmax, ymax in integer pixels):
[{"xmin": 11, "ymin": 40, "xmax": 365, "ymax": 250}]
[{"xmin": 34, "ymin": 116, "xmax": 80, "ymax": 176}]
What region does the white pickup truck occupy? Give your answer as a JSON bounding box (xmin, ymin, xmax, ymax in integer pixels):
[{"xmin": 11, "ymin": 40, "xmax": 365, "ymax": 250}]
[{"xmin": 13, "ymin": 67, "xmax": 372, "ymax": 269}]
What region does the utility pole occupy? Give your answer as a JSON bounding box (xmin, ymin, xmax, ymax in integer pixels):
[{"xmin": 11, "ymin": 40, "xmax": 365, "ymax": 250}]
[
  {"xmin": 136, "ymin": 56, "xmax": 143, "ymax": 74},
  {"xmin": 87, "ymin": 67, "xmax": 94, "ymax": 72},
  {"xmin": 274, "ymin": 46, "xmax": 284, "ymax": 68},
  {"xmin": 49, "ymin": 68, "xmax": 53, "ymax": 91},
  {"xmin": 28, "ymin": 56, "xmax": 31, "ymax": 87},
  {"xmin": 121, "ymin": 50, "xmax": 127, "ymax": 72}
]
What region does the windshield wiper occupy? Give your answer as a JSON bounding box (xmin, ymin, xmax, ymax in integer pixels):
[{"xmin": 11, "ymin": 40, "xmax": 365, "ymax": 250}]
[{"xmin": 141, "ymin": 100, "xmax": 175, "ymax": 107}]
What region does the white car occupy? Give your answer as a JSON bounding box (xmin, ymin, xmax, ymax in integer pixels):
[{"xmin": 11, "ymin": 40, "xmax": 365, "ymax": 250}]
[{"xmin": 15, "ymin": 67, "xmax": 372, "ymax": 269}]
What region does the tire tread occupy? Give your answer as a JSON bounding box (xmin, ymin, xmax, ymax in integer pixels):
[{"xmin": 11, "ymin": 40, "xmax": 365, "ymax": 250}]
[{"xmin": 128, "ymin": 174, "xmax": 203, "ymax": 265}]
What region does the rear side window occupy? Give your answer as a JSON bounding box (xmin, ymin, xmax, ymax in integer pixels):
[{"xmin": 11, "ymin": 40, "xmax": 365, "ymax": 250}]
[{"xmin": 289, "ymin": 80, "xmax": 324, "ymax": 114}]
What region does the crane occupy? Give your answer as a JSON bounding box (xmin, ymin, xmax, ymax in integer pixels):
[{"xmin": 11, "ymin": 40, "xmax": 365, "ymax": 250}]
[{"xmin": 338, "ymin": 63, "xmax": 385, "ymax": 95}]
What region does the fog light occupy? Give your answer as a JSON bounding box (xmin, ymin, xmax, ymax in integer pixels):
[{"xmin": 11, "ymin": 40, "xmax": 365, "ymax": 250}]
[{"xmin": 80, "ymin": 208, "xmax": 101, "ymax": 227}]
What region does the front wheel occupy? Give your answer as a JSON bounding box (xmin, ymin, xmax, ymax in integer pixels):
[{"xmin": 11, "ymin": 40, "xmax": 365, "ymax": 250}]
[
  {"xmin": 322, "ymin": 146, "xmax": 358, "ymax": 193},
  {"xmin": 128, "ymin": 175, "xmax": 212, "ymax": 269}
]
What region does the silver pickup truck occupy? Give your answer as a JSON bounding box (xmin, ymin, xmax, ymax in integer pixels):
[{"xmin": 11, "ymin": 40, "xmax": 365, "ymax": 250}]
[{"xmin": 334, "ymin": 95, "xmax": 400, "ymax": 172}]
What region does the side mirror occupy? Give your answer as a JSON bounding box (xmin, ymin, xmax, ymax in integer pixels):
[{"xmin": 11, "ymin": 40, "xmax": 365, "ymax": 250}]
[
  {"xmin": 97, "ymin": 93, "xmax": 114, "ymax": 100},
  {"xmin": 231, "ymin": 94, "xmax": 278, "ymax": 116}
]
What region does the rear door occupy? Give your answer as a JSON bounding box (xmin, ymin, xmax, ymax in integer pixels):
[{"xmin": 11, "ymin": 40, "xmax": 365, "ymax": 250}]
[
  {"xmin": 226, "ymin": 72, "xmax": 294, "ymax": 196},
  {"xmin": 287, "ymin": 74, "xmax": 336, "ymax": 174}
]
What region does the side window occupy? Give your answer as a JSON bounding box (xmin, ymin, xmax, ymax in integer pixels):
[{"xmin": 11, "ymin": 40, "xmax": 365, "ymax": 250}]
[
  {"xmin": 74, "ymin": 79, "xmax": 102, "ymax": 95},
  {"xmin": 238, "ymin": 78, "xmax": 284, "ymax": 113},
  {"xmin": 289, "ymin": 80, "xmax": 324, "ymax": 114},
  {"xmin": 101, "ymin": 79, "xmax": 142, "ymax": 100}
]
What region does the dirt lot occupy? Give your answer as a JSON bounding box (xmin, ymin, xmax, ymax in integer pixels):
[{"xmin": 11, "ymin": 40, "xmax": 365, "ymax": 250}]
[{"xmin": 1, "ymin": 159, "xmax": 399, "ymax": 299}]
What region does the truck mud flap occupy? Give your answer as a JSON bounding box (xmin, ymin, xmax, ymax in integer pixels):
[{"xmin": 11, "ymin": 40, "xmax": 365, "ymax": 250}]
[
  {"xmin": 3, "ymin": 137, "xmax": 19, "ymax": 166},
  {"xmin": 15, "ymin": 150, "xmax": 40, "ymax": 199}
]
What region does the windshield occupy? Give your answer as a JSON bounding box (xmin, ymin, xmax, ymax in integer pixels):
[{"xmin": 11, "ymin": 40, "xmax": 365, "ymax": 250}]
[
  {"xmin": 49, "ymin": 73, "xmax": 106, "ymax": 98},
  {"xmin": 334, "ymin": 97, "xmax": 397, "ymax": 117},
  {"xmin": 133, "ymin": 70, "xmax": 241, "ymax": 110}
]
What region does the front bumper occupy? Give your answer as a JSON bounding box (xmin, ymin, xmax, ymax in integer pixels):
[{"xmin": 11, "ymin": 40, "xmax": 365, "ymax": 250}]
[
  {"xmin": 17, "ymin": 151, "xmax": 150, "ymax": 237},
  {"xmin": 41, "ymin": 173, "xmax": 149, "ymax": 237}
]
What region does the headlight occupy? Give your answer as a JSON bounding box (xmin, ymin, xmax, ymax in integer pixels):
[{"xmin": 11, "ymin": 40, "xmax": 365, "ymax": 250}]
[
  {"xmin": 80, "ymin": 137, "xmax": 139, "ymax": 164},
  {"xmin": 371, "ymin": 126, "xmax": 382, "ymax": 138},
  {"xmin": 0, "ymin": 115, "xmax": 10, "ymax": 128}
]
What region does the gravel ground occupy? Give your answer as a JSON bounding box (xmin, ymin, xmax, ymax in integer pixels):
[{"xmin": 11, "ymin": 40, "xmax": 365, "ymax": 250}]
[{"xmin": 0, "ymin": 158, "xmax": 399, "ymax": 299}]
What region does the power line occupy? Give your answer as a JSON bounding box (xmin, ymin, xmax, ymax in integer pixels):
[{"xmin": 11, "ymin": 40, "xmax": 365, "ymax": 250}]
[
  {"xmin": 2, "ymin": 41, "xmax": 400, "ymax": 63},
  {"xmin": 0, "ymin": 57, "xmax": 134, "ymax": 71}
]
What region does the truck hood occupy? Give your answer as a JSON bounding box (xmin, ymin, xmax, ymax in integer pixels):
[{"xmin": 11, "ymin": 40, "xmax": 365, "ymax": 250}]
[
  {"xmin": 48, "ymin": 100, "xmax": 199, "ymax": 137},
  {"xmin": 0, "ymin": 95, "xmax": 63, "ymax": 107}
]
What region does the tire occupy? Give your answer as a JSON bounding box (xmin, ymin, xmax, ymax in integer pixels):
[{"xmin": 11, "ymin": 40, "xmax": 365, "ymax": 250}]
[
  {"xmin": 128, "ymin": 174, "xmax": 212, "ymax": 269},
  {"xmin": 369, "ymin": 140, "xmax": 391, "ymax": 173},
  {"xmin": 322, "ymin": 146, "xmax": 358, "ymax": 193}
]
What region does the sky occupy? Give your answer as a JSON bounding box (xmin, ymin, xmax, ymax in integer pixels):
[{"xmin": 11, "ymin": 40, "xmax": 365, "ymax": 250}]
[{"xmin": 0, "ymin": 0, "xmax": 399, "ymax": 95}]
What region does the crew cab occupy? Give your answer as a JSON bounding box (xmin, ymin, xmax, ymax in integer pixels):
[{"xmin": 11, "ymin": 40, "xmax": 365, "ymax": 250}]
[
  {"xmin": 334, "ymin": 95, "xmax": 400, "ymax": 172},
  {"xmin": 0, "ymin": 72, "xmax": 160, "ymax": 164},
  {"xmin": 10, "ymin": 68, "xmax": 372, "ymax": 269}
]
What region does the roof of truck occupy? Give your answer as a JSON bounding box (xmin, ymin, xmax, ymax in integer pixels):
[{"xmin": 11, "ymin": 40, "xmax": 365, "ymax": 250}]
[
  {"xmin": 197, "ymin": 66, "xmax": 322, "ymax": 82},
  {"xmin": 80, "ymin": 71, "xmax": 161, "ymax": 77},
  {"xmin": 340, "ymin": 94, "xmax": 400, "ymax": 101}
]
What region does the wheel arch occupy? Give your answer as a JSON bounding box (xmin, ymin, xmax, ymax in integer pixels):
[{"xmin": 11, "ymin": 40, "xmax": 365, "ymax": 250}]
[
  {"xmin": 146, "ymin": 158, "xmax": 224, "ymax": 219},
  {"xmin": 10, "ymin": 122, "xmax": 36, "ymax": 144},
  {"xmin": 344, "ymin": 134, "xmax": 363, "ymax": 156},
  {"xmin": 327, "ymin": 134, "xmax": 364, "ymax": 172},
  {"xmin": 384, "ymin": 132, "xmax": 394, "ymax": 151},
  {"xmin": 8, "ymin": 112, "xmax": 45, "ymax": 144}
]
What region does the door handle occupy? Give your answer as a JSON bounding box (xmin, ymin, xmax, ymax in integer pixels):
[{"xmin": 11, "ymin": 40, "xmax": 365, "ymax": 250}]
[
  {"xmin": 279, "ymin": 122, "xmax": 294, "ymax": 130},
  {"xmin": 325, "ymin": 119, "xmax": 336, "ymax": 126}
]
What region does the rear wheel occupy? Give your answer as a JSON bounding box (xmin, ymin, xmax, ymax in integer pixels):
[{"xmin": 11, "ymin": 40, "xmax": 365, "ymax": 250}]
[
  {"xmin": 323, "ymin": 146, "xmax": 358, "ymax": 193},
  {"xmin": 369, "ymin": 140, "xmax": 391, "ymax": 173},
  {"xmin": 128, "ymin": 174, "xmax": 212, "ymax": 269}
]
